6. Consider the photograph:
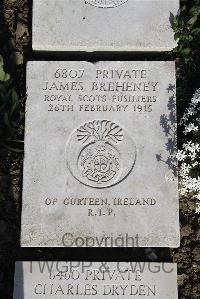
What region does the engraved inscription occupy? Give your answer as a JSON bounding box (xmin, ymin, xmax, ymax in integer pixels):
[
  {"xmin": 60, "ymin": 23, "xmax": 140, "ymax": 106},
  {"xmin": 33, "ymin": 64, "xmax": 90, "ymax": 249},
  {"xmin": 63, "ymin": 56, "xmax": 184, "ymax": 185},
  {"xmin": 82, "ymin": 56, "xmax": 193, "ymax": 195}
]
[
  {"xmin": 66, "ymin": 119, "xmax": 136, "ymax": 188},
  {"xmin": 85, "ymin": 0, "xmax": 128, "ymax": 8}
]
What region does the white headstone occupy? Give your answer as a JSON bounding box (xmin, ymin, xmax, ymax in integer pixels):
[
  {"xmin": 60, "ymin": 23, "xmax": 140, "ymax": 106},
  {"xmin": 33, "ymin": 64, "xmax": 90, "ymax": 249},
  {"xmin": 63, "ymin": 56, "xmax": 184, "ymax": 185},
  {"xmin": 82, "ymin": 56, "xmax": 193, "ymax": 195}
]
[
  {"xmin": 21, "ymin": 61, "xmax": 180, "ymax": 247},
  {"xmin": 32, "ymin": 0, "xmax": 179, "ymax": 52},
  {"xmin": 13, "ymin": 262, "xmax": 178, "ymax": 298}
]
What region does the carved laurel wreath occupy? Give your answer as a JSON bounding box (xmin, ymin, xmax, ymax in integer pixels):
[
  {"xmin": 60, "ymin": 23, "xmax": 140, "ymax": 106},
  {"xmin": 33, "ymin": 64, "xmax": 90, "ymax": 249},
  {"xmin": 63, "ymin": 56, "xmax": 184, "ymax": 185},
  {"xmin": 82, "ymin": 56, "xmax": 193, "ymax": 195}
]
[{"xmin": 77, "ymin": 120, "xmax": 123, "ymax": 144}]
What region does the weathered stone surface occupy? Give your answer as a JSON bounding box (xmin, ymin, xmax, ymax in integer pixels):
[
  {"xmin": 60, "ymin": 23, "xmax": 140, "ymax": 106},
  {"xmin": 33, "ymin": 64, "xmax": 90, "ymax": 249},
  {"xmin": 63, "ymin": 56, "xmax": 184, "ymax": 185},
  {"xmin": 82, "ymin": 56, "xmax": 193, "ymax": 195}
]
[
  {"xmin": 13, "ymin": 262, "xmax": 178, "ymax": 298},
  {"xmin": 32, "ymin": 0, "xmax": 179, "ymax": 52},
  {"xmin": 21, "ymin": 61, "xmax": 179, "ymax": 247}
]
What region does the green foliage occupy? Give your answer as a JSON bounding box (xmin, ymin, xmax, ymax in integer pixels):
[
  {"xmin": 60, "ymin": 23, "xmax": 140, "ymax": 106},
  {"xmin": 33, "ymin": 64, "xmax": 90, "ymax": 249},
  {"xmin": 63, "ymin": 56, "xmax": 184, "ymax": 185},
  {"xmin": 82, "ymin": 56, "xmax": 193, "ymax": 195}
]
[
  {"xmin": 0, "ymin": 191, "xmax": 5, "ymax": 201},
  {"xmin": 172, "ymin": 1, "xmax": 200, "ymax": 64},
  {"xmin": 0, "ymin": 55, "xmax": 24, "ymax": 155},
  {"xmin": 172, "ymin": 1, "xmax": 200, "ymax": 207},
  {"xmin": 171, "ymin": 0, "xmax": 200, "ymax": 121}
]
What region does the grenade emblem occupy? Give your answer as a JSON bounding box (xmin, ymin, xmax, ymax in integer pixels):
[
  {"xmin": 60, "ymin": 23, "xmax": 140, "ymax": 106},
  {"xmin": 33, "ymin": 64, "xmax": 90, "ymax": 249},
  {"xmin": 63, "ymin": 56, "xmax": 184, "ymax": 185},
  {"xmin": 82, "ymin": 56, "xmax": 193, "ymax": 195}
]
[{"xmin": 66, "ymin": 120, "xmax": 136, "ymax": 188}]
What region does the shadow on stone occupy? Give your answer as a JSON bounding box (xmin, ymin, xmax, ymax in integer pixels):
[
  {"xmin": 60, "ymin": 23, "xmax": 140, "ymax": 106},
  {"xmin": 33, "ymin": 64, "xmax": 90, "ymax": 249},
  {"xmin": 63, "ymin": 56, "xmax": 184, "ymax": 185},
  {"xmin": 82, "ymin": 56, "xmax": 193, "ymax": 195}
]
[
  {"xmin": 13, "ymin": 262, "xmax": 24, "ymax": 299},
  {"xmin": 156, "ymin": 83, "xmax": 178, "ymax": 177}
]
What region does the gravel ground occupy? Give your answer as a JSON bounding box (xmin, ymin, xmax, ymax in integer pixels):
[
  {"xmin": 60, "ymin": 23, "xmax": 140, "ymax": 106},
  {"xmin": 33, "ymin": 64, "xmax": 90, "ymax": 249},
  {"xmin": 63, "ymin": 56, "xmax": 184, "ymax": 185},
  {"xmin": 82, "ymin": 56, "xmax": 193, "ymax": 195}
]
[{"xmin": 0, "ymin": 0, "xmax": 199, "ymax": 298}]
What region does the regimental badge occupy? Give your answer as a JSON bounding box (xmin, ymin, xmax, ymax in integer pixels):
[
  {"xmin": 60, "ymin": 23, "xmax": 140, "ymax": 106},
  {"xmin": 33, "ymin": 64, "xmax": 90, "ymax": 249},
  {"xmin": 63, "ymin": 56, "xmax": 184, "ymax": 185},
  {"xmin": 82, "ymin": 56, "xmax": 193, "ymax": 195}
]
[
  {"xmin": 85, "ymin": 0, "xmax": 128, "ymax": 9},
  {"xmin": 66, "ymin": 120, "xmax": 136, "ymax": 188}
]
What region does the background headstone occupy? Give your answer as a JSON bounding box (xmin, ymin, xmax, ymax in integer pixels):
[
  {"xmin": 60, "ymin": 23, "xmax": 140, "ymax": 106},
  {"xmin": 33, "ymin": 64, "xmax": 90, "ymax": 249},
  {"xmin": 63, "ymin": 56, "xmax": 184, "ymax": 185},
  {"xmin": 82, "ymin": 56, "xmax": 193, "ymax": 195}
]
[
  {"xmin": 21, "ymin": 61, "xmax": 180, "ymax": 247},
  {"xmin": 32, "ymin": 0, "xmax": 179, "ymax": 52},
  {"xmin": 13, "ymin": 262, "xmax": 178, "ymax": 298}
]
